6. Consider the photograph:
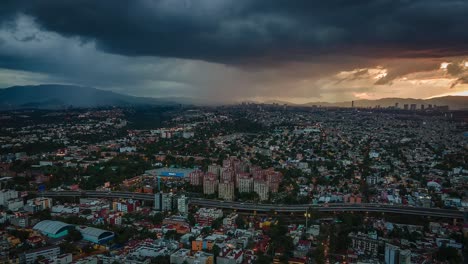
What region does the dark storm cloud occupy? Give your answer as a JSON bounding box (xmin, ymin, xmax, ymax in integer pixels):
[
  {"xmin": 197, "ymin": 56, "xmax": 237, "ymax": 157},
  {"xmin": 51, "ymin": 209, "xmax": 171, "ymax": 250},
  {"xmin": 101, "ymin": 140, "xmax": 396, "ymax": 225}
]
[{"xmin": 1, "ymin": 0, "xmax": 468, "ymax": 64}]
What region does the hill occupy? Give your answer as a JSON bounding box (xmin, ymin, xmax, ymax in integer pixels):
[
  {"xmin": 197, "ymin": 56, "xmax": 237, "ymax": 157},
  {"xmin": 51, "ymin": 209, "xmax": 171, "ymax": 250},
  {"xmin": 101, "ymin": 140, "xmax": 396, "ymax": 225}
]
[
  {"xmin": 1, "ymin": 84, "xmax": 467, "ymax": 110},
  {"xmin": 0, "ymin": 84, "xmax": 176, "ymax": 109}
]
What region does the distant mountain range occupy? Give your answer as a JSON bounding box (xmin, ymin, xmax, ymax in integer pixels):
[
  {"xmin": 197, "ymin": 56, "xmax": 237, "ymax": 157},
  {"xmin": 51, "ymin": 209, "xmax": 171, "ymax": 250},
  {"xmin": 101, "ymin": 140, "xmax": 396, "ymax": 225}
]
[
  {"xmin": 0, "ymin": 84, "xmax": 179, "ymax": 109},
  {"xmin": 1, "ymin": 84, "xmax": 467, "ymax": 110}
]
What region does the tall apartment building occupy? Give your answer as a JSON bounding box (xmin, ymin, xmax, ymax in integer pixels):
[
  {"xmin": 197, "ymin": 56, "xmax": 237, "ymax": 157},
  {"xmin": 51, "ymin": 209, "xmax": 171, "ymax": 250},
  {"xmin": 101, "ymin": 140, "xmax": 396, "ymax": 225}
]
[
  {"xmin": 177, "ymin": 195, "xmax": 189, "ymax": 215},
  {"xmin": 238, "ymin": 176, "xmax": 253, "ymax": 193},
  {"xmin": 203, "ymin": 173, "xmax": 218, "ymax": 195},
  {"xmin": 218, "ymin": 181, "xmax": 235, "ymax": 201},
  {"xmin": 252, "ymin": 171, "xmax": 264, "ymax": 181},
  {"xmin": 223, "ymin": 159, "xmax": 232, "ymax": 168},
  {"xmin": 232, "ymin": 160, "xmax": 248, "ymax": 173},
  {"xmin": 235, "ymin": 172, "xmax": 250, "ymax": 188},
  {"xmin": 208, "ymin": 164, "xmax": 221, "ymax": 178},
  {"xmin": 254, "ymin": 180, "xmax": 269, "ymax": 201},
  {"xmin": 249, "ymin": 165, "xmax": 262, "ymax": 176},
  {"xmin": 154, "ymin": 192, "xmax": 176, "ymax": 212},
  {"xmin": 266, "ymin": 170, "xmax": 282, "ymax": 193},
  {"xmin": 221, "ymin": 168, "xmax": 234, "ymax": 182},
  {"xmin": 189, "ymin": 170, "xmax": 204, "ymax": 186}
]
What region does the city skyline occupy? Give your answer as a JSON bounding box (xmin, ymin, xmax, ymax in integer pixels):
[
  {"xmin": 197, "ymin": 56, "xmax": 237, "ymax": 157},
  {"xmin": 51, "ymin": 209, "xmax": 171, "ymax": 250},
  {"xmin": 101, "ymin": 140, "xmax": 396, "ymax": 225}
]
[{"xmin": 0, "ymin": 1, "xmax": 468, "ymax": 104}]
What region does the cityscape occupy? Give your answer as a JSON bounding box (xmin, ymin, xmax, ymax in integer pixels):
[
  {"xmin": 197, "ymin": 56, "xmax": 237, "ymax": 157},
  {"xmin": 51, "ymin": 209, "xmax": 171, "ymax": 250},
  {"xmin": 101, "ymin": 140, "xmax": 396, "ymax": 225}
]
[
  {"xmin": 0, "ymin": 105, "xmax": 466, "ymax": 264},
  {"xmin": 0, "ymin": 1, "xmax": 468, "ymax": 264}
]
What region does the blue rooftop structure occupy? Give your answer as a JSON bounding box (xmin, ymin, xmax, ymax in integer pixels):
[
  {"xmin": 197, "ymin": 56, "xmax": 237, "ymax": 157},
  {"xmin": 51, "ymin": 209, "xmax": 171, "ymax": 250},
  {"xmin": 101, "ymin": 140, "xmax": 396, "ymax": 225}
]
[
  {"xmin": 33, "ymin": 220, "xmax": 74, "ymax": 238},
  {"xmin": 75, "ymin": 226, "xmax": 114, "ymax": 244}
]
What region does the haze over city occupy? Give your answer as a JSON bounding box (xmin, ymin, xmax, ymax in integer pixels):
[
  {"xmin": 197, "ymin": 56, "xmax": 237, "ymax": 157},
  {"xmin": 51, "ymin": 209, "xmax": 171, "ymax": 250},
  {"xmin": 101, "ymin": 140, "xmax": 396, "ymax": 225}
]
[{"xmin": 1, "ymin": 0, "xmax": 468, "ymax": 103}]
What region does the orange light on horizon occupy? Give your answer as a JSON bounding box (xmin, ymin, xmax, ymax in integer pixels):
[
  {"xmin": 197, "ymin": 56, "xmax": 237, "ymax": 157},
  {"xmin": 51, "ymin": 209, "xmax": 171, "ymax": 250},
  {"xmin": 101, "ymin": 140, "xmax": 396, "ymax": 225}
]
[{"xmin": 440, "ymin": 62, "xmax": 450, "ymax": 69}]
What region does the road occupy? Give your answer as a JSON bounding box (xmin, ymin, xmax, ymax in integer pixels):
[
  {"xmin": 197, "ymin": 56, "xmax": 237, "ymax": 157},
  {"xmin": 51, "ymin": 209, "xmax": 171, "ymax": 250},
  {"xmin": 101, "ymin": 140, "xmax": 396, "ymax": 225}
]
[{"xmin": 38, "ymin": 190, "xmax": 465, "ymax": 219}]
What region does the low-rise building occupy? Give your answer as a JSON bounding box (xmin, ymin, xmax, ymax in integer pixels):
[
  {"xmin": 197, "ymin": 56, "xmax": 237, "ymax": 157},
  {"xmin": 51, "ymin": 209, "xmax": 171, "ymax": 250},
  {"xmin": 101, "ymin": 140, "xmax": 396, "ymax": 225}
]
[
  {"xmin": 348, "ymin": 232, "xmax": 382, "ymax": 258},
  {"xmin": 170, "ymin": 248, "xmax": 214, "ymax": 264},
  {"xmin": 20, "ymin": 246, "xmax": 60, "ymax": 264}
]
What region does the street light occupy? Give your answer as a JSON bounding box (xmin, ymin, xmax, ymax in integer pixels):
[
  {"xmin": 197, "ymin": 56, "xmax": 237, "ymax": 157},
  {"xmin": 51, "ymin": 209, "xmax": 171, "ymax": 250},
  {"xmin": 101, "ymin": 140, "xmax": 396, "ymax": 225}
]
[{"xmin": 304, "ymin": 207, "xmax": 311, "ymax": 229}]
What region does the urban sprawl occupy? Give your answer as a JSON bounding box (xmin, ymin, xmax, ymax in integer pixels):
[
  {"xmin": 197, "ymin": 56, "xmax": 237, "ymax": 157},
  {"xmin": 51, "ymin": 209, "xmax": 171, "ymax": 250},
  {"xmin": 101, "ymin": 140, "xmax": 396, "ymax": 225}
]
[{"xmin": 0, "ymin": 104, "xmax": 467, "ymax": 264}]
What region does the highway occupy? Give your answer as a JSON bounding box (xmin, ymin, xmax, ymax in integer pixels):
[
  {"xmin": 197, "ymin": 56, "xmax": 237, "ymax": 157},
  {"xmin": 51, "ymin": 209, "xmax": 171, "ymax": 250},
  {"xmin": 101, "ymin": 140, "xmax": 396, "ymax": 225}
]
[{"xmin": 38, "ymin": 190, "xmax": 465, "ymax": 219}]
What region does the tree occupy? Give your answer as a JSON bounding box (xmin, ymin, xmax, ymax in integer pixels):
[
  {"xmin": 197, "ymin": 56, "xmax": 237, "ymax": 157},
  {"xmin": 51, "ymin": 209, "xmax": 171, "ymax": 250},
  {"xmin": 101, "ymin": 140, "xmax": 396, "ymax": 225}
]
[
  {"xmin": 81, "ymin": 209, "xmax": 92, "ymax": 215},
  {"xmin": 267, "ymin": 220, "xmax": 294, "ymax": 258},
  {"xmin": 9, "ymin": 229, "xmax": 30, "ymax": 242},
  {"xmin": 59, "ymin": 241, "xmax": 77, "ymax": 254},
  {"xmin": 211, "ymin": 217, "xmax": 223, "ymax": 230},
  {"xmin": 66, "ymin": 229, "xmax": 83, "ymax": 242},
  {"xmin": 151, "ymin": 255, "xmax": 170, "ymax": 264},
  {"xmin": 235, "ymin": 216, "xmax": 246, "ymax": 229},
  {"xmin": 201, "ymin": 227, "xmax": 211, "ymax": 235},
  {"xmin": 32, "ymin": 209, "xmax": 52, "ymax": 221},
  {"xmin": 338, "ymin": 213, "xmax": 363, "ymax": 229},
  {"xmin": 212, "ymin": 245, "xmax": 221, "ymax": 263},
  {"xmin": 164, "ymin": 230, "xmax": 178, "ymax": 240},
  {"xmin": 114, "ymin": 226, "xmax": 137, "ymax": 244},
  {"xmin": 83, "ymin": 244, "xmax": 94, "ymax": 254},
  {"xmin": 187, "ymin": 212, "xmax": 196, "ymax": 226},
  {"xmin": 254, "ymin": 252, "xmax": 272, "ymax": 264},
  {"xmin": 434, "ymin": 246, "xmax": 461, "ymax": 264},
  {"xmin": 314, "ymin": 244, "xmax": 325, "ymax": 264},
  {"xmin": 151, "ymin": 213, "xmax": 164, "ymax": 225}
]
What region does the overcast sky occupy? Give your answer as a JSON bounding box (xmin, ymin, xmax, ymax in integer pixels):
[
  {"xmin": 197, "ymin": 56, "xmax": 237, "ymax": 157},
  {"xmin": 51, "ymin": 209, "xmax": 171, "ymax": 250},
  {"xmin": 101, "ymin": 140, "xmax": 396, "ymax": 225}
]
[{"xmin": 0, "ymin": 0, "xmax": 467, "ymax": 103}]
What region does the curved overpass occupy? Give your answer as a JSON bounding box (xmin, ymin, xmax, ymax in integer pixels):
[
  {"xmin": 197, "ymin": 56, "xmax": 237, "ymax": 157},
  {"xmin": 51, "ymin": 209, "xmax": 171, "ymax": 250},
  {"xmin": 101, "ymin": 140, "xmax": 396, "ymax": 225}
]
[{"xmin": 38, "ymin": 190, "xmax": 465, "ymax": 219}]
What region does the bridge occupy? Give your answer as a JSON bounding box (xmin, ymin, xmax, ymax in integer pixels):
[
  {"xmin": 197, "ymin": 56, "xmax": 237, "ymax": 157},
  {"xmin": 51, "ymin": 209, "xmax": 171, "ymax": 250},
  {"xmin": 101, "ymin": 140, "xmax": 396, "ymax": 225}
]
[{"xmin": 38, "ymin": 190, "xmax": 465, "ymax": 219}]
